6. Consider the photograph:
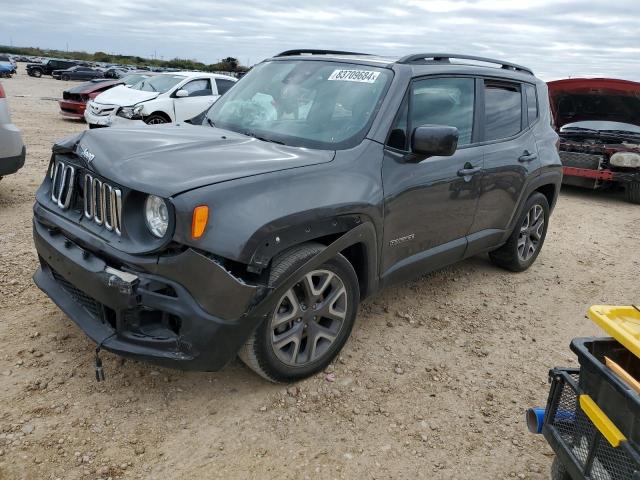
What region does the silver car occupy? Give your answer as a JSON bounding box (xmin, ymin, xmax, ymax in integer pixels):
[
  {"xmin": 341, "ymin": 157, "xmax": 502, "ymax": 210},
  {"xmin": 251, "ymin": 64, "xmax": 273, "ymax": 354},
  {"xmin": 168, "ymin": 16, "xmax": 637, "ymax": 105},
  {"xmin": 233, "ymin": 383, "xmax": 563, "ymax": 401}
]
[{"xmin": 0, "ymin": 81, "xmax": 25, "ymax": 179}]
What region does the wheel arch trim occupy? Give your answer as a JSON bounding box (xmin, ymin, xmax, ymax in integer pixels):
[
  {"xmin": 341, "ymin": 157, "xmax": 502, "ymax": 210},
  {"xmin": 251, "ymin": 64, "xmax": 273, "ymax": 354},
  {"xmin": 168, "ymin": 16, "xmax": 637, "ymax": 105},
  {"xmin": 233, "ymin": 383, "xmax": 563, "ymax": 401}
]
[{"xmin": 249, "ymin": 222, "xmax": 379, "ymax": 320}]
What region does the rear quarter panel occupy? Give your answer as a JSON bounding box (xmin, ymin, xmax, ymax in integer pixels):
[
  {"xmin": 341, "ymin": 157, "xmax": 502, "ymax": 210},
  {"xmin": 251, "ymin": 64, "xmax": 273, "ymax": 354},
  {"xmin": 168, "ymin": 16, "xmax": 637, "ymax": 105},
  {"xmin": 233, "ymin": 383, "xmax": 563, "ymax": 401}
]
[{"xmin": 533, "ymin": 81, "xmax": 561, "ymax": 174}]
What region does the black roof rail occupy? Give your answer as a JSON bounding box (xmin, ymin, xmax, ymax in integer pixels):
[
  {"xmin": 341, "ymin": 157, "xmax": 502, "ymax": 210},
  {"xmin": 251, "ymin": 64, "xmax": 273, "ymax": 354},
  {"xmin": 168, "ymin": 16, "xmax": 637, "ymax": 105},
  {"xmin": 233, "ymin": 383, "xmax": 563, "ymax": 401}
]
[
  {"xmin": 275, "ymin": 49, "xmax": 371, "ymax": 58},
  {"xmin": 397, "ymin": 53, "xmax": 534, "ymax": 75}
]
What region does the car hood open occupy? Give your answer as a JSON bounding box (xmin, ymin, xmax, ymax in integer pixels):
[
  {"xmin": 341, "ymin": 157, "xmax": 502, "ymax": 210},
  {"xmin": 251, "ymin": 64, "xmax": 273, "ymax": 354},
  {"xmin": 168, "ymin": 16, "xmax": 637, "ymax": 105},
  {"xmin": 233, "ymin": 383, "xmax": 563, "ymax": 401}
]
[
  {"xmin": 54, "ymin": 124, "xmax": 335, "ymax": 197},
  {"xmin": 92, "ymin": 85, "xmax": 159, "ymax": 107},
  {"xmin": 548, "ymin": 78, "xmax": 640, "ymax": 129}
]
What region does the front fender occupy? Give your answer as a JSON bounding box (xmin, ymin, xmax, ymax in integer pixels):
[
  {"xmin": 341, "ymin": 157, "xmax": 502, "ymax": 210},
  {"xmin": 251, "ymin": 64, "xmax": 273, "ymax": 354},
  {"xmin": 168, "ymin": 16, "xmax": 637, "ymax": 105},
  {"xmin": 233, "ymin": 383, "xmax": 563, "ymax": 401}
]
[{"xmin": 171, "ymin": 140, "xmax": 385, "ymax": 269}]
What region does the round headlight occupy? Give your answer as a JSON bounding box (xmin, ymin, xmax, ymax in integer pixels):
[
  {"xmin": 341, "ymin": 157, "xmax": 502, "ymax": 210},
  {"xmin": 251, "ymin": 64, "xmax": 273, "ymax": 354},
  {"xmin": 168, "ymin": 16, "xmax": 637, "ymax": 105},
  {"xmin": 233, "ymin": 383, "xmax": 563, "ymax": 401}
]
[
  {"xmin": 610, "ymin": 152, "xmax": 640, "ymax": 168},
  {"xmin": 144, "ymin": 195, "xmax": 169, "ymax": 238}
]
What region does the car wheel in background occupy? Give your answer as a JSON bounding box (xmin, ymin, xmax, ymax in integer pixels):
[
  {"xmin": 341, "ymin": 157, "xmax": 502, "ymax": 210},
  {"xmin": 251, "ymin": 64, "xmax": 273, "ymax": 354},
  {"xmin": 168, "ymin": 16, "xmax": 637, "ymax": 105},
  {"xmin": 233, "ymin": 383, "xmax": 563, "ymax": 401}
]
[
  {"xmin": 61, "ymin": 74, "xmax": 70, "ymax": 81},
  {"xmin": 32, "ymin": 69, "xmax": 42, "ymax": 78},
  {"xmin": 239, "ymin": 243, "xmax": 360, "ymax": 383},
  {"xmin": 144, "ymin": 114, "xmax": 169, "ymax": 125},
  {"xmin": 625, "ymin": 182, "xmax": 640, "ymax": 204},
  {"xmin": 489, "ymin": 192, "xmax": 550, "ymax": 272}
]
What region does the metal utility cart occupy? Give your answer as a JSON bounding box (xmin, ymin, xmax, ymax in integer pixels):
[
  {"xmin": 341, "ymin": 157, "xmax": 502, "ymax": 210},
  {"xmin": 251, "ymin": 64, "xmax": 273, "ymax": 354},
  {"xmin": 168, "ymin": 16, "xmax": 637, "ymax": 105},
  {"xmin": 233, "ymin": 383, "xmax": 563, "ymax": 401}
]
[{"xmin": 528, "ymin": 305, "xmax": 640, "ymax": 479}]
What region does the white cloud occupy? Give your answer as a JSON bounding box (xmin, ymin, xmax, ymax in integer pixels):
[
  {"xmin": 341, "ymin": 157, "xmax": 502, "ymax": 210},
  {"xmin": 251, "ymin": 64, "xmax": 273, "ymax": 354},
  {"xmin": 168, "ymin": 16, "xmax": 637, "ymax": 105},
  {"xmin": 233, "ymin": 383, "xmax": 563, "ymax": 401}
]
[{"xmin": 0, "ymin": 0, "xmax": 638, "ymax": 80}]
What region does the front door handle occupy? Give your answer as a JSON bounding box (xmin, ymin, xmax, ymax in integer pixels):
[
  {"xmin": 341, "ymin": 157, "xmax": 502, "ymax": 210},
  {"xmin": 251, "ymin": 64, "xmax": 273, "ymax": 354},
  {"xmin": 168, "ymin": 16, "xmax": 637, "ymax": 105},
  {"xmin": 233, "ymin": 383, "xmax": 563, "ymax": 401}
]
[
  {"xmin": 519, "ymin": 150, "xmax": 538, "ymax": 162},
  {"xmin": 457, "ymin": 166, "xmax": 482, "ymax": 177}
]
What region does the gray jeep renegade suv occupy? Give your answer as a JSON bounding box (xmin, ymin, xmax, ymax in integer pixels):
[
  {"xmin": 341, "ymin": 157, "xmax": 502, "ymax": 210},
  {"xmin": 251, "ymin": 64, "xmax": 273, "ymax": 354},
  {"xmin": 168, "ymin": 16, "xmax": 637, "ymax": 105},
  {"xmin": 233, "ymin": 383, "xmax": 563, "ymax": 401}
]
[{"xmin": 33, "ymin": 50, "xmax": 561, "ymax": 382}]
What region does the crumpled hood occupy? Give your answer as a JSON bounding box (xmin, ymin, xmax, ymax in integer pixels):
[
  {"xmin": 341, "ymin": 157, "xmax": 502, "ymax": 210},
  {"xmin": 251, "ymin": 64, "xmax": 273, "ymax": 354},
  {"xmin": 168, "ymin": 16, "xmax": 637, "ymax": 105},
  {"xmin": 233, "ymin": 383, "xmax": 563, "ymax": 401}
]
[
  {"xmin": 54, "ymin": 124, "xmax": 335, "ymax": 197},
  {"xmin": 92, "ymin": 85, "xmax": 158, "ymax": 106},
  {"xmin": 548, "ymin": 78, "xmax": 640, "ymax": 129},
  {"xmin": 66, "ymin": 79, "xmax": 120, "ymax": 95}
]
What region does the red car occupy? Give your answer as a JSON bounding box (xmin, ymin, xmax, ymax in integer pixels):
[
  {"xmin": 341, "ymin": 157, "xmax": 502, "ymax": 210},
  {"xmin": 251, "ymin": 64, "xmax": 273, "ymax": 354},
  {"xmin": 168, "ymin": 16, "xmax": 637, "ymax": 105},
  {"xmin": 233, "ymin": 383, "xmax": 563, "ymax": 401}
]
[
  {"xmin": 58, "ymin": 73, "xmax": 154, "ymax": 120},
  {"xmin": 548, "ymin": 78, "xmax": 640, "ymax": 204}
]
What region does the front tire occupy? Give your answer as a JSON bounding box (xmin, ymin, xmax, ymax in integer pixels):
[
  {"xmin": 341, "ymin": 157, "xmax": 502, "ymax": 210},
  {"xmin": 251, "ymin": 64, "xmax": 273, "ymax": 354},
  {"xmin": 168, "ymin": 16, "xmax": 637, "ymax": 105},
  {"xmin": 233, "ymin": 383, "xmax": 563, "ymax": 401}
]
[
  {"xmin": 625, "ymin": 182, "xmax": 640, "ymax": 204},
  {"xmin": 144, "ymin": 114, "xmax": 169, "ymax": 125},
  {"xmin": 239, "ymin": 243, "xmax": 360, "ymax": 383},
  {"xmin": 61, "ymin": 74, "xmax": 70, "ymax": 81},
  {"xmin": 489, "ymin": 192, "xmax": 550, "ymax": 272}
]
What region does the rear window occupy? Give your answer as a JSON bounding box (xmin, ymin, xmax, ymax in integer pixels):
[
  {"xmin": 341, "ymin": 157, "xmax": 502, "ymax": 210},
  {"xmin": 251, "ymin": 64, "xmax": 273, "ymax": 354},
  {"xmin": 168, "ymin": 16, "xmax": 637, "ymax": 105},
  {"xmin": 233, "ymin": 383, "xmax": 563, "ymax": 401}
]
[
  {"xmin": 484, "ymin": 83, "xmax": 522, "ymax": 140},
  {"xmin": 524, "ymin": 84, "xmax": 538, "ymax": 125}
]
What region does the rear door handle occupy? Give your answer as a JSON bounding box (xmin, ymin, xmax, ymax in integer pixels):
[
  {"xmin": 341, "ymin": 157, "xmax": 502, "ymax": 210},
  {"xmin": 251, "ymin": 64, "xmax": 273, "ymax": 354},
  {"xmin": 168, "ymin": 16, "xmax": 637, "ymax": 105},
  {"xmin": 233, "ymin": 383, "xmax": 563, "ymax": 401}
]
[
  {"xmin": 457, "ymin": 166, "xmax": 482, "ymax": 177},
  {"xmin": 519, "ymin": 151, "xmax": 538, "ymax": 162}
]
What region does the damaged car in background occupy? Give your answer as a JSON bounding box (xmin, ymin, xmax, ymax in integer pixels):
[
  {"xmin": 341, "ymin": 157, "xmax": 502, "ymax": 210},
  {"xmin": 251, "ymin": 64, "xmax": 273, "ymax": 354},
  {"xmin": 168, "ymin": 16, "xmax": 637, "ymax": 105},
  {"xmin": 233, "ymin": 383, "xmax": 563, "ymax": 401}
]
[
  {"xmin": 548, "ymin": 78, "xmax": 640, "ymax": 204},
  {"xmin": 84, "ymin": 71, "xmax": 237, "ymax": 127},
  {"xmin": 59, "ymin": 73, "xmax": 156, "ymax": 120}
]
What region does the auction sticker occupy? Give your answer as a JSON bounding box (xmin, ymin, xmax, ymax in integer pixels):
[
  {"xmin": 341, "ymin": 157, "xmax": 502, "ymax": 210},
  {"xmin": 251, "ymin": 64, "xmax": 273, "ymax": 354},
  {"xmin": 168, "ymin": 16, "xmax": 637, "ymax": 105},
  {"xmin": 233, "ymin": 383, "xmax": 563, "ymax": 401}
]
[{"xmin": 328, "ymin": 69, "xmax": 380, "ymax": 83}]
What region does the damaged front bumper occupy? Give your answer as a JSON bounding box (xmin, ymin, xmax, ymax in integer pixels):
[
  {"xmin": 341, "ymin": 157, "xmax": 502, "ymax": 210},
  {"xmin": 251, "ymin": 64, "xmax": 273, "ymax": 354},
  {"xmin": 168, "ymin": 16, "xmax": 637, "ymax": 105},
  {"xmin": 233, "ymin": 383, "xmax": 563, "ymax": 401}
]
[
  {"xmin": 32, "ymin": 206, "xmax": 269, "ymax": 371},
  {"xmin": 562, "ymin": 166, "xmax": 640, "ymax": 183}
]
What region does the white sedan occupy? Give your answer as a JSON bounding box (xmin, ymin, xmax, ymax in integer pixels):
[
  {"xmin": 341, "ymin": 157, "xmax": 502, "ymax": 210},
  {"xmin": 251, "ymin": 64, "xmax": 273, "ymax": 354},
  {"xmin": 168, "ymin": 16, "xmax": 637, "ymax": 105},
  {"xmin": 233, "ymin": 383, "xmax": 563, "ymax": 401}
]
[{"xmin": 84, "ymin": 72, "xmax": 237, "ymax": 128}]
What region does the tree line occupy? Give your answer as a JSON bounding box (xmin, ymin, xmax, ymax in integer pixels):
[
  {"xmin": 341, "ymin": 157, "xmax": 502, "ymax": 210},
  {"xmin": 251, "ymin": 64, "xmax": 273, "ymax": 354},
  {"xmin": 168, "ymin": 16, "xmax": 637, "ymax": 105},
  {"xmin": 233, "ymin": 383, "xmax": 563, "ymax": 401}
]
[{"xmin": 0, "ymin": 45, "xmax": 247, "ymax": 72}]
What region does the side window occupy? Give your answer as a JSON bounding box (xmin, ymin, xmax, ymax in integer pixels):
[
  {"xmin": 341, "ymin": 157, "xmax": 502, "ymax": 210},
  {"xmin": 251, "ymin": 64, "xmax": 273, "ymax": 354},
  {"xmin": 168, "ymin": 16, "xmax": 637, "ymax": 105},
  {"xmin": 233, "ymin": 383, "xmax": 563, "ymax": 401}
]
[
  {"xmin": 410, "ymin": 77, "xmax": 475, "ymax": 146},
  {"xmin": 524, "ymin": 83, "xmax": 538, "ymax": 125},
  {"xmin": 484, "ymin": 83, "xmax": 522, "ymax": 140},
  {"xmin": 182, "ymin": 79, "xmax": 212, "ymax": 97},
  {"xmin": 215, "ymin": 79, "xmax": 235, "ymax": 95}
]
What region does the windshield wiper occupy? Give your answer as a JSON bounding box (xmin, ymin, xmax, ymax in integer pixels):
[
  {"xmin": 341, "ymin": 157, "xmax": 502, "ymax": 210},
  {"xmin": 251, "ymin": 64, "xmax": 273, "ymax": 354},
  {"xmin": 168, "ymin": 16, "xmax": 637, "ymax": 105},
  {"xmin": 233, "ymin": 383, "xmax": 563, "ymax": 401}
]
[
  {"xmin": 242, "ymin": 130, "xmax": 285, "ymax": 145},
  {"xmin": 600, "ymin": 130, "xmax": 640, "ymax": 138},
  {"xmin": 206, "ymin": 116, "xmax": 215, "ymax": 127},
  {"xmin": 561, "ymin": 126, "xmax": 600, "ymax": 134}
]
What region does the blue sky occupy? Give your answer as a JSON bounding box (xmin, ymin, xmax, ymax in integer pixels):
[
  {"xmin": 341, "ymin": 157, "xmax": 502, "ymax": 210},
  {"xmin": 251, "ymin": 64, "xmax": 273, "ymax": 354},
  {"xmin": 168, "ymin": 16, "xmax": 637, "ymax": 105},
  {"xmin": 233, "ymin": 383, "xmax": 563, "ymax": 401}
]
[{"xmin": 1, "ymin": 0, "xmax": 639, "ymax": 80}]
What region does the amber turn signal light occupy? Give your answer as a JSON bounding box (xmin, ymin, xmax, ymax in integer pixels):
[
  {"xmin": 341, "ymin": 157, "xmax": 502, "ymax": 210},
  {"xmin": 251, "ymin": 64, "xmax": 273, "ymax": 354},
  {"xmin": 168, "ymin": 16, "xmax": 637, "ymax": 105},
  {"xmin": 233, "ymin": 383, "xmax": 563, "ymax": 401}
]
[{"xmin": 191, "ymin": 206, "xmax": 209, "ymax": 239}]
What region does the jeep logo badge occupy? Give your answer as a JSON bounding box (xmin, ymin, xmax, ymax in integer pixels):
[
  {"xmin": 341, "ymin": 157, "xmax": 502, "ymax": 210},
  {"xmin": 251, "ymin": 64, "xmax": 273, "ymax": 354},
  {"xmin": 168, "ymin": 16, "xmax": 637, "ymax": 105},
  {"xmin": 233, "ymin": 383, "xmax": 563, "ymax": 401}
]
[{"xmin": 78, "ymin": 144, "xmax": 95, "ymax": 164}]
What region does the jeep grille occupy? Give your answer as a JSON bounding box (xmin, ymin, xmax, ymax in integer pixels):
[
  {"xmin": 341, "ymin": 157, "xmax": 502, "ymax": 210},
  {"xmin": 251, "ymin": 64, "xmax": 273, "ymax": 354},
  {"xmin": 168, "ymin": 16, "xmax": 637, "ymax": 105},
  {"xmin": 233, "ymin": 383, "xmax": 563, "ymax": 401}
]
[
  {"xmin": 83, "ymin": 173, "xmax": 123, "ymax": 235},
  {"xmin": 49, "ymin": 158, "xmax": 123, "ymax": 236}
]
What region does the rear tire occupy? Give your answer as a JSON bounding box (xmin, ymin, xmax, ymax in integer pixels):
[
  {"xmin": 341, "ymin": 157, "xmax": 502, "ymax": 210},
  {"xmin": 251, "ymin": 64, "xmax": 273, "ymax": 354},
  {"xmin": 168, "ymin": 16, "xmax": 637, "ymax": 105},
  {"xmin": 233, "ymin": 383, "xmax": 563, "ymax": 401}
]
[
  {"xmin": 625, "ymin": 182, "xmax": 640, "ymax": 204},
  {"xmin": 551, "ymin": 457, "xmax": 572, "ymax": 480},
  {"xmin": 489, "ymin": 192, "xmax": 550, "ymax": 272},
  {"xmin": 32, "ymin": 69, "xmax": 42, "ymax": 78},
  {"xmin": 239, "ymin": 243, "xmax": 360, "ymax": 383}
]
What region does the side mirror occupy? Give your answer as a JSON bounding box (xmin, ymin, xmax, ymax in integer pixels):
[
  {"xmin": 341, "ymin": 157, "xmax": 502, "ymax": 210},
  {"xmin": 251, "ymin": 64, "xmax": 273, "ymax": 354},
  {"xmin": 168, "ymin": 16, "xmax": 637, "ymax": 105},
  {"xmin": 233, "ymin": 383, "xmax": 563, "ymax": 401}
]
[
  {"xmin": 411, "ymin": 125, "xmax": 459, "ymax": 158},
  {"xmin": 175, "ymin": 89, "xmax": 189, "ymax": 98}
]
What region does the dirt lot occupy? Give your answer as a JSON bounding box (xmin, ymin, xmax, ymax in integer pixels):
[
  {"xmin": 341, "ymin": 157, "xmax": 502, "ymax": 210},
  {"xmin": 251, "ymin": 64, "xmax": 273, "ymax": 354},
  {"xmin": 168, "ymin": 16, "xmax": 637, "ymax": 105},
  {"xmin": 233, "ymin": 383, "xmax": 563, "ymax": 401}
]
[{"xmin": 0, "ymin": 69, "xmax": 638, "ymax": 480}]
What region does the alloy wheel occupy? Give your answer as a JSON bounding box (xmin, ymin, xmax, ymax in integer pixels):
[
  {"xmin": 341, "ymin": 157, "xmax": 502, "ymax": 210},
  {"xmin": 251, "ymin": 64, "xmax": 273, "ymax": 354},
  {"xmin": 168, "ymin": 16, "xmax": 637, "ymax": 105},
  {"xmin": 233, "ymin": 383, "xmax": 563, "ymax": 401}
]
[
  {"xmin": 517, "ymin": 204, "xmax": 545, "ymax": 261},
  {"xmin": 146, "ymin": 117, "xmax": 167, "ymax": 125},
  {"xmin": 270, "ymin": 269, "xmax": 348, "ymax": 366}
]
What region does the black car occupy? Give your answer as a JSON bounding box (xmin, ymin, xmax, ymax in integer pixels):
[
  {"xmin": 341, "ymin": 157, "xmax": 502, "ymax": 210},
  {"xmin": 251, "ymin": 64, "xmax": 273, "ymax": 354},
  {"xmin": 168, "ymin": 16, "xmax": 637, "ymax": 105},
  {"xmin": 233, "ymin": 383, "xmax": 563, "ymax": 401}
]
[
  {"xmin": 32, "ymin": 50, "xmax": 562, "ymax": 382},
  {"xmin": 27, "ymin": 59, "xmax": 79, "ymax": 77},
  {"xmin": 103, "ymin": 68, "xmax": 128, "ymax": 79},
  {"xmin": 53, "ymin": 66, "xmax": 104, "ymax": 81}
]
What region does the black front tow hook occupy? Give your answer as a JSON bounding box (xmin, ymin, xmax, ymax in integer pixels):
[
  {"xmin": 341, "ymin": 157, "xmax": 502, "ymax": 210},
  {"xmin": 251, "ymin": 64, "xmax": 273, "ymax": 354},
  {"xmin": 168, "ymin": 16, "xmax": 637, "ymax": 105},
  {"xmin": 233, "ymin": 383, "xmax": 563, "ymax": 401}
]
[{"xmin": 95, "ymin": 347, "xmax": 105, "ymax": 382}]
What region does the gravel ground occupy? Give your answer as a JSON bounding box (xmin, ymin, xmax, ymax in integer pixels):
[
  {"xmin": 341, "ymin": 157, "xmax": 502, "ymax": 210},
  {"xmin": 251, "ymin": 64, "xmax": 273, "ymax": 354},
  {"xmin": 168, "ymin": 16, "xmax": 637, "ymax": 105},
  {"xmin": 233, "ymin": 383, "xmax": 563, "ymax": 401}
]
[{"xmin": 0, "ymin": 69, "xmax": 638, "ymax": 480}]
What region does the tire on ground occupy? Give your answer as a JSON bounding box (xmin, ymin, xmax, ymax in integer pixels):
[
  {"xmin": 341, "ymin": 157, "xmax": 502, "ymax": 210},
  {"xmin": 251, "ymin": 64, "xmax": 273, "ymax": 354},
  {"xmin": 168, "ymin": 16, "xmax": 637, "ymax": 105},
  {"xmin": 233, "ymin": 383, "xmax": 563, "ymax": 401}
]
[
  {"xmin": 238, "ymin": 242, "xmax": 360, "ymax": 383},
  {"xmin": 489, "ymin": 191, "xmax": 550, "ymax": 272},
  {"xmin": 144, "ymin": 113, "xmax": 170, "ymax": 125}
]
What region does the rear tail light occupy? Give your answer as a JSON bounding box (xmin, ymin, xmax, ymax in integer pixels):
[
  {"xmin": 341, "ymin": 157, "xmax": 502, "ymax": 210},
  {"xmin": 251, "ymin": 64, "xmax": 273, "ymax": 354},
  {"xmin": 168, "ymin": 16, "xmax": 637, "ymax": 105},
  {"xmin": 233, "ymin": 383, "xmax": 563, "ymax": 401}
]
[{"xmin": 0, "ymin": 83, "xmax": 5, "ymax": 98}]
